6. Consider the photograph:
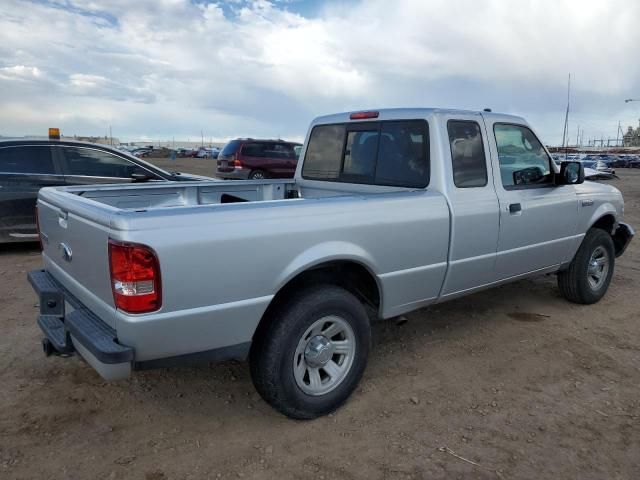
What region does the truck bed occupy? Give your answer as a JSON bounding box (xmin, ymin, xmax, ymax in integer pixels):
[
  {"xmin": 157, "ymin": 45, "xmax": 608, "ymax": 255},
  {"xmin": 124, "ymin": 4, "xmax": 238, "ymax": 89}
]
[
  {"xmin": 63, "ymin": 179, "xmax": 297, "ymax": 210},
  {"xmin": 37, "ymin": 178, "xmax": 451, "ymax": 361}
]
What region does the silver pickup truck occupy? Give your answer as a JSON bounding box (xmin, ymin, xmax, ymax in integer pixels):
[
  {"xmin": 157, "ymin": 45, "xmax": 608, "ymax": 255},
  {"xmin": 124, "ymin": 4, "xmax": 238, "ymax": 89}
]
[{"xmin": 29, "ymin": 108, "xmax": 633, "ymax": 419}]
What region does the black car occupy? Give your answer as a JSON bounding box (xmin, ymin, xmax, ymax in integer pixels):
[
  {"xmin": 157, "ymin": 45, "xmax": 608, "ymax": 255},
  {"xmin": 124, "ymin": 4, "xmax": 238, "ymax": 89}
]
[{"xmin": 0, "ymin": 139, "xmax": 210, "ymax": 243}]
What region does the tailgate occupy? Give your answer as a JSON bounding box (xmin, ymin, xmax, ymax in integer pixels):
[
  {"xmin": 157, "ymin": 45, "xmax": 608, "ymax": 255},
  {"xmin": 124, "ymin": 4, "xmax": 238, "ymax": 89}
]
[{"xmin": 38, "ymin": 197, "xmax": 116, "ymax": 329}]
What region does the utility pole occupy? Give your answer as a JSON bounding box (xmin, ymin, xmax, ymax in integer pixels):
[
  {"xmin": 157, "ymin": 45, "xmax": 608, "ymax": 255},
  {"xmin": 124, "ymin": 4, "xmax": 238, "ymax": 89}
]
[
  {"xmin": 109, "ymin": 125, "xmax": 113, "ymax": 145},
  {"xmin": 201, "ymin": 130, "xmax": 204, "ymax": 148},
  {"xmin": 615, "ymin": 121, "xmax": 621, "ymax": 147},
  {"xmin": 561, "ymin": 73, "xmax": 571, "ymax": 148}
]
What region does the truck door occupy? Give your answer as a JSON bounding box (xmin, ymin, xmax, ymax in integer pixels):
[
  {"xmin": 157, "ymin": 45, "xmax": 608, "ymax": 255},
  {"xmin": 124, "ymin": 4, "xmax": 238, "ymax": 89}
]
[
  {"xmin": 484, "ymin": 119, "xmax": 578, "ymax": 279},
  {"xmin": 439, "ymin": 115, "xmax": 501, "ymax": 298}
]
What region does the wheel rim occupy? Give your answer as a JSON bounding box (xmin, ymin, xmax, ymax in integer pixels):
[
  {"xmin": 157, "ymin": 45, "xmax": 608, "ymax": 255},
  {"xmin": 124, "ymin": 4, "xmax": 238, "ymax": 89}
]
[
  {"xmin": 251, "ymin": 171, "xmax": 264, "ymax": 179},
  {"xmin": 587, "ymin": 246, "xmax": 609, "ymax": 290},
  {"xmin": 293, "ymin": 315, "xmax": 356, "ymax": 396}
]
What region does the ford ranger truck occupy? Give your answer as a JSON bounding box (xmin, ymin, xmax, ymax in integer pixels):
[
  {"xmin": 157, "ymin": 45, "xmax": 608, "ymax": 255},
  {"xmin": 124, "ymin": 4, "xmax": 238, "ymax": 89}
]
[{"xmin": 29, "ymin": 108, "xmax": 634, "ymax": 419}]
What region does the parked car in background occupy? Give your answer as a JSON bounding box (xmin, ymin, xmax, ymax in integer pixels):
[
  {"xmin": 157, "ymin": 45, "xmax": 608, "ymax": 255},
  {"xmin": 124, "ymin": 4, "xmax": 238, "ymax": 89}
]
[
  {"xmin": 196, "ymin": 147, "xmax": 214, "ymax": 158},
  {"xmin": 216, "ymin": 139, "xmax": 302, "ymax": 179},
  {"xmin": 0, "ymin": 139, "xmax": 211, "ymax": 243},
  {"xmin": 595, "ymin": 160, "xmax": 615, "ymax": 175},
  {"xmin": 177, "ymin": 148, "xmax": 198, "ymax": 158},
  {"xmin": 611, "ymin": 156, "xmax": 629, "ymax": 168},
  {"xmin": 131, "ymin": 147, "xmax": 153, "ymax": 158}
]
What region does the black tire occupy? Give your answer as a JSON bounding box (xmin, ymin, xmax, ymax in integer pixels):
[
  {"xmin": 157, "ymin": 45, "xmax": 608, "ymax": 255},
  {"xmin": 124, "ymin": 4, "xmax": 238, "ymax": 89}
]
[
  {"xmin": 249, "ymin": 170, "xmax": 266, "ymax": 180},
  {"xmin": 250, "ymin": 285, "xmax": 371, "ymax": 420},
  {"xmin": 558, "ymin": 228, "xmax": 615, "ymax": 304}
]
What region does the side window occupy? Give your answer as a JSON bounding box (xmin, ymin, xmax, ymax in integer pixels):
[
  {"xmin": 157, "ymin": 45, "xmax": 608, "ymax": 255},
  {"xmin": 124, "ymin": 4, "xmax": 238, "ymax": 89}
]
[
  {"xmin": 494, "ymin": 124, "xmax": 553, "ymax": 188},
  {"xmin": 61, "ymin": 147, "xmax": 152, "ymax": 179},
  {"xmin": 375, "ymin": 121, "xmax": 429, "ymax": 188},
  {"xmin": 0, "ymin": 146, "xmax": 55, "ymax": 174},
  {"xmin": 302, "ymin": 120, "xmax": 429, "ymax": 187},
  {"xmin": 264, "ymin": 143, "xmax": 296, "ymax": 159},
  {"xmin": 447, "ymin": 120, "xmax": 488, "ymax": 188},
  {"xmin": 241, "ymin": 143, "xmax": 266, "ymax": 157}
]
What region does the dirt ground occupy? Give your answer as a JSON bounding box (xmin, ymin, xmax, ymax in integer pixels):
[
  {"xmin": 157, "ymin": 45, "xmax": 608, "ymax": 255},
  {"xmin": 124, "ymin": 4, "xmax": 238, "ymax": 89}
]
[{"xmin": 1, "ymin": 165, "xmax": 639, "ymax": 480}]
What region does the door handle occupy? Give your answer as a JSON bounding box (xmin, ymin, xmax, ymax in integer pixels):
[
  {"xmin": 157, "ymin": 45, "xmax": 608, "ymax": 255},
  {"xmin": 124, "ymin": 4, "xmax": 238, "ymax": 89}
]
[{"xmin": 509, "ymin": 203, "xmax": 522, "ymax": 214}]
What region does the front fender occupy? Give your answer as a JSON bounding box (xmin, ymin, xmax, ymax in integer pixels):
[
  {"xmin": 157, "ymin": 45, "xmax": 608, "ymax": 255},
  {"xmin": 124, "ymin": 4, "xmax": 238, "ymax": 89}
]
[{"xmin": 586, "ymin": 203, "xmax": 618, "ymax": 233}]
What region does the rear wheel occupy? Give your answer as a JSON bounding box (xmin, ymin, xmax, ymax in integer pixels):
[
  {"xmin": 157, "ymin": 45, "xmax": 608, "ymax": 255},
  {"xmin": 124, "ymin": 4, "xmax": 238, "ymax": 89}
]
[
  {"xmin": 558, "ymin": 228, "xmax": 615, "ymax": 304},
  {"xmin": 250, "ymin": 285, "xmax": 370, "ymax": 419},
  {"xmin": 249, "ymin": 170, "xmax": 266, "ymax": 180}
]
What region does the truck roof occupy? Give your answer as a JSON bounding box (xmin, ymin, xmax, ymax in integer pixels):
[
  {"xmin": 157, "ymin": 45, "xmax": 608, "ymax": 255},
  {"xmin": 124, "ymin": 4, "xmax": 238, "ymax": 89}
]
[{"xmin": 312, "ymin": 108, "xmax": 526, "ymax": 126}]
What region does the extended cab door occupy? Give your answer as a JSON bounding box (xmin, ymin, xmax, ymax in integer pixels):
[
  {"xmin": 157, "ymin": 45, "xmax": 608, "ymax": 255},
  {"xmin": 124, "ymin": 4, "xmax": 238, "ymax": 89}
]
[
  {"xmin": 438, "ymin": 114, "xmax": 500, "ymax": 298},
  {"xmin": 484, "ymin": 118, "xmax": 579, "ymax": 279}
]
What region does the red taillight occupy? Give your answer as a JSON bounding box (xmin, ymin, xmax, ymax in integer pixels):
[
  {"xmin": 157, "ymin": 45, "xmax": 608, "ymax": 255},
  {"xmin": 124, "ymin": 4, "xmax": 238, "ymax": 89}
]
[
  {"xmin": 108, "ymin": 239, "xmax": 161, "ymax": 314},
  {"xmin": 233, "ymin": 152, "xmax": 242, "ymax": 167},
  {"xmin": 35, "ymin": 205, "xmax": 43, "ymax": 251},
  {"xmin": 350, "ymin": 111, "xmax": 379, "ymax": 120}
]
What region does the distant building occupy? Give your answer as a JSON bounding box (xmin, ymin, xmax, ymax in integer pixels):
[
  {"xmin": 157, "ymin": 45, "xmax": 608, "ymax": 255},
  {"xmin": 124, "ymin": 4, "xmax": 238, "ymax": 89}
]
[
  {"xmin": 623, "ymin": 120, "xmax": 640, "ymax": 147},
  {"xmin": 64, "ymin": 135, "xmax": 120, "ymax": 145}
]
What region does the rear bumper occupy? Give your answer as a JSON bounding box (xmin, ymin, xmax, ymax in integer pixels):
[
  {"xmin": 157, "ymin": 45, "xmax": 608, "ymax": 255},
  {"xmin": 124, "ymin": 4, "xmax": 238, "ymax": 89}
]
[
  {"xmin": 28, "ymin": 269, "xmax": 255, "ymax": 379},
  {"xmin": 28, "ymin": 270, "xmax": 133, "ymax": 380},
  {"xmin": 613, "ymin": 222, "xmax": 634, "ymax": 257}
]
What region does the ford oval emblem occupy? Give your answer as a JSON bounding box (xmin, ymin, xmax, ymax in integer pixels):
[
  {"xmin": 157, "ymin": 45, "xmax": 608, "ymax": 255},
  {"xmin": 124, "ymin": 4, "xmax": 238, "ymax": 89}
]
[{"xmin": 59, "ymin": 242, "xmax": 73, "ymax": 262}]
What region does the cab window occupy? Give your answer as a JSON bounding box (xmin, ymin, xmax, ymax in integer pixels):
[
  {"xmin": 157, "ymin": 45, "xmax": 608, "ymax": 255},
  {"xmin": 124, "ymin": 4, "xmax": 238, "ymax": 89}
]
[
  {"xmin": 447, "ymin": 120, "xmax": 488, "ymax": 188},
  {"xmin": 494, "ymin": 124, "xmax": 553, "ymax": 188}
]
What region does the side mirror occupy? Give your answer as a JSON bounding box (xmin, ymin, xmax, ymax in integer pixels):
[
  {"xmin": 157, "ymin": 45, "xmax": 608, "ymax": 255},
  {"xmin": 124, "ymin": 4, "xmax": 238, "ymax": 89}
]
[{"xmin": 556, "ymin": 161, "xmax": 584, "ymax": 185}]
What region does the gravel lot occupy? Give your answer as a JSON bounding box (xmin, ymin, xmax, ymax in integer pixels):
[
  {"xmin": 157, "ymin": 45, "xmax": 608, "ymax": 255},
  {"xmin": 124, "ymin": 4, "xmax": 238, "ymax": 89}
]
[{"xmin": 1, "ymin": 165, "xmax": 639, "ymax": 480}]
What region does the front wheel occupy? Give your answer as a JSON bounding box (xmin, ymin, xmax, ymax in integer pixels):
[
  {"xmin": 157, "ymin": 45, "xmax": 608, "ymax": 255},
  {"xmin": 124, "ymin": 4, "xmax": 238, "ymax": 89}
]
[
  {"xmin": 250, "ymin": 285, "xmax": 371, "ymax": 419},
  {"xmin": 558, "ymin": 228, "xmax": 615, "ymax": 304}
]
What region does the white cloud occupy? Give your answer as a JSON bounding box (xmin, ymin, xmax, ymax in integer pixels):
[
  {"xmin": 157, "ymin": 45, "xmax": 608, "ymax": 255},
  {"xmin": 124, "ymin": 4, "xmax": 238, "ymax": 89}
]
[
  {"xmin": 0, "ymin": 65, "xmax": 42, "ymax": 81},
  {"xmin": 0, "ymin": 0, "xmax": 638, "ymax": 144}
]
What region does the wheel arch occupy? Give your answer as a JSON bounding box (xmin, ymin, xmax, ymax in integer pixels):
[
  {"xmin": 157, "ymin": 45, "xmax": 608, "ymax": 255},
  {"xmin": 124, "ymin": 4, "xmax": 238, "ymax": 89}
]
[
  {"xmin": 589, "ymin": 212, "xmax": 617, "ymax": 235},
  {"xmin": 253, "ymin": 257, "xmax": 382, "ymax": 343}
]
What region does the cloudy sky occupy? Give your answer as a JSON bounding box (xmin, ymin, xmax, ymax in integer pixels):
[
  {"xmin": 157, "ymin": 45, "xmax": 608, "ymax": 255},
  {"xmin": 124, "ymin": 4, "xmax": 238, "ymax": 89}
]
[{"xmin": 1, "ymin": 0, "xmax": 639, "ymax": 145}]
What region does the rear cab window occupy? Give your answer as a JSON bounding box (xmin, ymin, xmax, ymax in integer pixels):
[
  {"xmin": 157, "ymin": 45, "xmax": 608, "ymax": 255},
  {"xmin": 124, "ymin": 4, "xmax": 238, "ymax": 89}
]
[{"xmin": 302, "ymin": 120, "xmax": 429, "ymax": 188}]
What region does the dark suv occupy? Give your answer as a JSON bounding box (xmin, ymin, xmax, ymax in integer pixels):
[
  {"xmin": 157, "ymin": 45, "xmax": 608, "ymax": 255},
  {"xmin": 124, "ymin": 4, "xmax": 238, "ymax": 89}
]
[
  {"xmin": 216, "ymin": 139, "xmax": 302, "ymax": 180},
  {"xmin": 0, "ymin": 139, "xmax": 210, "ymax": 243}
]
